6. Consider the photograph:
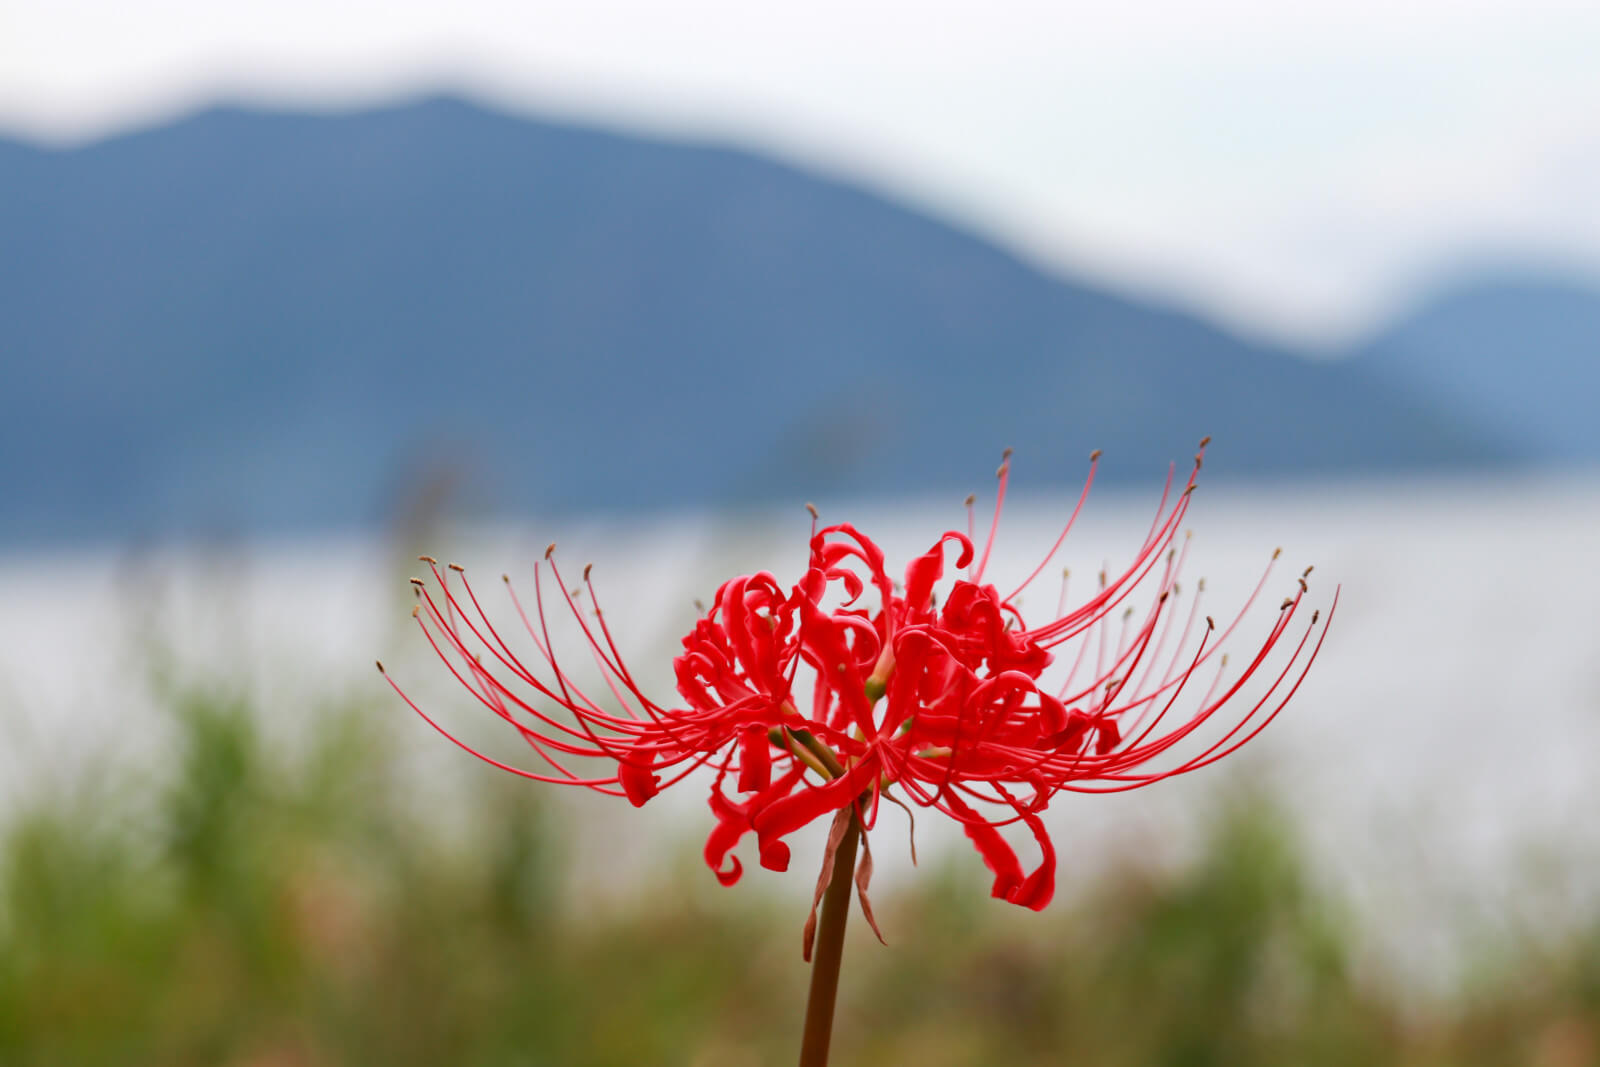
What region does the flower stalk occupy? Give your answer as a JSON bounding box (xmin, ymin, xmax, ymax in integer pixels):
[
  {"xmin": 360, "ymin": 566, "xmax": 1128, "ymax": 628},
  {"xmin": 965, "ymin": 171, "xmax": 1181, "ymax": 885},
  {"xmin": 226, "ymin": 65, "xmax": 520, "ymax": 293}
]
[{"xmin": 798, "ymin": 811, "xmax": 861, "ymax": 1067}]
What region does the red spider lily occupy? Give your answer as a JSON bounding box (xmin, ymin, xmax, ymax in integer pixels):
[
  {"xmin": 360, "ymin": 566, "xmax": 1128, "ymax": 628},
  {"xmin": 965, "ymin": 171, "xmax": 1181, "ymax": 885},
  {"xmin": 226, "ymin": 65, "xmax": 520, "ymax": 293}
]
[{"xmin": 379, "ymin": 442, "xmax": 1335, "ymax": 932}]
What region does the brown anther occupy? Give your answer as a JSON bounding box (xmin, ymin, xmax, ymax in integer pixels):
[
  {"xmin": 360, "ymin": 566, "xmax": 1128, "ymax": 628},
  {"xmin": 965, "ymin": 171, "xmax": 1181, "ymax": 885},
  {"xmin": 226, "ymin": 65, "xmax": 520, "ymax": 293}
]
[
  {"xmin": 1167, "ymin": 548, "xmax": 1176, "ymax": 563},
  {"xmin": 1182, "ymin": 484, "xmax": 1197, "ymax": 496},
  {"xmin": 996, "ymin": 462, "xmax": 1008, "ymax": 478},
  {"xmin": 964, "ymin": 493, "xmax": 976, "ymax": 507},
  {"xmin": 583, "ymin": 563, "xmax": 593, "ymax": 581},
  {"xmin": 805, "ymin": 502, "xmax": 819, "ymax": 519},
  {"xmin": 448, "ymin": 562, "xmax": 464, "ymax": 572},
  {"xmin": 1280, "ymin": 597, "xmax": 1294, "ymax": 610},
  {"xmin": 1221, "ymin": 654, "xmax": 1230, "ymax": 668},
  {"xmin": 1194, "ymin": 453, "xmax": 1204, "ymax": 468},
  {"xmin": 1272, "ymin": 547, "xmax": 1283, "ymax": 560},
  {"xmin": 411, "ymin": 606, "xmax": 420, "ymax": 618},
  {"xmin": 501, "ymin": 573, "xmax": 510, "ymax": 584},
  {"xmin": 1159, "ymin": 590, "xmax": 1170, "ymax": 603},
  {"xmin": 544, "ymin": 542, "xmax": 556, "ymax": 560},
  {"xmin": 1089, "ymin": 448, "xmax": 1102, "ymax": 461},
  {"xmin": 694, "ymin": 598, "xmax": 705, "ymax": 613},
  {"xmin": 1199, "ymin": 435, "xmax": 1212, "ymax": 448},
  {"xmin": 408, "ymin": 577, "xmax": 425, "ymax": 586},
  {"xmin": 1197, "ymin": 578, "xmax": 1206, "ymax": 592},
  {"xmin": 1303, "ymin": 565, "xmax": 1314, "ymax": 578},
  {"xmin": 1062, "ymin": 567, "xmax": 1070, "ymax": 578},
  {"xmin": 1298, "ymin": 578, "xmax": 1308, "ymax": 593},
  {"xmin": 1098, "ymin": 568, "xmax": 1107, "ymax": 588},
  {"xmin": 1206, "ymin": 615, "xmax": 1216, "ymax": 630},
  {"xmin": 1002, "ymin": 447, "xmax": 1014, "ymax": 460},
  {"xmin": 1312, "ymin": 609, "xmax": 1321, "ymax": 624},
  {"xmin": 570, "ymin": 587, "xmax": 583, "ymax": 598},
  {"xmin": 417, "ymin": 555, "xmax": 437, "ymax": 564},
  {"xmin": 1172, "ymin": 581, "xmax": 1181, "ymax": 595},
  {"xmin": 375, "ymin": 659, "xmax": 386, "ymax": 673},
  {"xmin": 1123, "ymin": 607, "xmax": 1134, "ymax": 620}
]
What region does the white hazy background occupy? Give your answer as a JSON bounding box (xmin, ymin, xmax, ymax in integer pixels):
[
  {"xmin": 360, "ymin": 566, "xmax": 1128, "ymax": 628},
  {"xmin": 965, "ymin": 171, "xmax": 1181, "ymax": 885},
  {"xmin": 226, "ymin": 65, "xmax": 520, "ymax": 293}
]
[{"xmin": 4, "ymin": 0, "xmax": 1600, "ymax": 344}]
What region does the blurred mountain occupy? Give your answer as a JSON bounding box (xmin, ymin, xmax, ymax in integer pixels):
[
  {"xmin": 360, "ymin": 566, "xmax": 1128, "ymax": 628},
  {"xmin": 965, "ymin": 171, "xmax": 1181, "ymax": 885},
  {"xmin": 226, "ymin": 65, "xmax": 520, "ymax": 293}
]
[
  {"xmin": 0, "ymin": 95, "xmax": 1513, "ymax": 544},
  {"xmin": 1349, "ymin": 270, "xmax": 1600, "ymax": 462}
]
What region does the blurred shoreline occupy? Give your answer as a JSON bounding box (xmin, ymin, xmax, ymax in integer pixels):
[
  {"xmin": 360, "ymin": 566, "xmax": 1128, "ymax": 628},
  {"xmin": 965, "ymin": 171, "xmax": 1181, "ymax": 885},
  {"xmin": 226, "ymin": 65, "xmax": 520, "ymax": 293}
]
[{"xmin": 4, "ymin": 472, "xmax": 1597, "ymax": 1003}]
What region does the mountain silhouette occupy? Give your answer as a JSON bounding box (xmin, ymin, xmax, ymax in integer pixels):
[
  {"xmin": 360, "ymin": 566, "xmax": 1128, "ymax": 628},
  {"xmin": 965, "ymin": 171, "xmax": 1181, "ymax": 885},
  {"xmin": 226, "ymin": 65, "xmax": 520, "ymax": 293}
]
[
  {"xmin": 0, "ymin": 95, "xmax": 1513, "ymax": 545},
  {"xmin": 1350, "ymin": 268, "xmax": 1600, "ymax": 463}
]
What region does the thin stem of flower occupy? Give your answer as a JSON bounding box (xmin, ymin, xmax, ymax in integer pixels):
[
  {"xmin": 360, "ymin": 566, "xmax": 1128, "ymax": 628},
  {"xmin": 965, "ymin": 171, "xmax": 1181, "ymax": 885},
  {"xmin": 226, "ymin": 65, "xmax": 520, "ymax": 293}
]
[
  {"xmin": 798, "ymin": 812, "xmax": 861, "ymax": 1067},
  {"xmin": 771, "ymin": 726, "xmax": 833, "ymax": 779},
  {"xmin": 788, "ymin": 727, "xmax": 848, "ymax": 778}
]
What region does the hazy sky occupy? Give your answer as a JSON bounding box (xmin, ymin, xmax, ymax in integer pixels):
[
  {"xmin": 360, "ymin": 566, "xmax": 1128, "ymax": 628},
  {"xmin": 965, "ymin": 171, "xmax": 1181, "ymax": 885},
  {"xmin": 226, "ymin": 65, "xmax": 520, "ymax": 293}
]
[{"xmin": 4, "ymin": 0, "xmax": 1598, "ymax": 345}]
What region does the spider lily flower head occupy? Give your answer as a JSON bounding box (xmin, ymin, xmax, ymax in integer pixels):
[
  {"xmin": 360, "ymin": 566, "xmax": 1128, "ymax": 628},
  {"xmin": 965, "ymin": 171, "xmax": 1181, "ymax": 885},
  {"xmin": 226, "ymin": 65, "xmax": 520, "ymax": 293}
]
[{"xmin": 380, "ymin": 441, "xmax": 1335, "ymax": 927}]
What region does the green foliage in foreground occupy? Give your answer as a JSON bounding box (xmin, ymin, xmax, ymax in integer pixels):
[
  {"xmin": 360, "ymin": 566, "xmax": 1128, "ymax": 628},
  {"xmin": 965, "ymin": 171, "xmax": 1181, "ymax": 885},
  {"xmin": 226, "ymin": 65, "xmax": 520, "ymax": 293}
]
[{"xmin": 1, "ymin": 689, "xmax": 1596, "ymax": 1067}]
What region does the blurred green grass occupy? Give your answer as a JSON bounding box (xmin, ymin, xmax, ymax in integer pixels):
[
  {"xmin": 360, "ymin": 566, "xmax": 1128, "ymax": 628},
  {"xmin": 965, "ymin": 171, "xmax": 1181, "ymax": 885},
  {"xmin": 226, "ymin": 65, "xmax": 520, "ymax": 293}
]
[{"xmin": 2, "ymin": 680, "xmax": 1596, "ymax": 1066}]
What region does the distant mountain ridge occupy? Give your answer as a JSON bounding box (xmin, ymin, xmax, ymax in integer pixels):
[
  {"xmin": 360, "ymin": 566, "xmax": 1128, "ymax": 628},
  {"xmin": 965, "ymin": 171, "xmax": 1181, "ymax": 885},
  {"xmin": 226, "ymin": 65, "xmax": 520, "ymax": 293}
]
[
  {"xmin": 1348, "ymin": 268, "xmax": 1600, "ymax": 462},
  {"xmin": 0, "ymin": 95, "xmax": 1514, "ymax": 545}
]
